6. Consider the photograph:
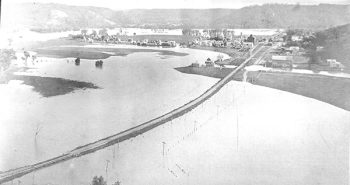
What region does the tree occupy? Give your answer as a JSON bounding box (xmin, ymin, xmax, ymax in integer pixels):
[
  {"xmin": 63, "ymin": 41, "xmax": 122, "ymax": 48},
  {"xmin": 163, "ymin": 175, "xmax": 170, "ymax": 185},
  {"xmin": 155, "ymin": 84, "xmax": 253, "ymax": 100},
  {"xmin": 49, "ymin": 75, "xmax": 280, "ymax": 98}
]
[
  {"xmin": 112, "ymin": 180, "xmax": 121, "ymax": 185},
  {"xmin": 0, "ymin": 49, "xmax": 16, "ymax": 71},
  {"xmin": 217, "ymin": 54, "xmax": 224, "ymax": 61},
  {"xmin": 98, "ymin": 29, "xmax": 109, "ymax": 41},
  {"xmin": 91, "ymin": 30, "xmax": 97, "ymax": 37},
  {"xmin": 99, "ymin": 28, "xmax": 108, "ymax": 37},
  {"xmin": 92, "ymin": 176, "xmax": 106, "ymax": 185},
  {"xmin": 81, "ymin": 29, "xmax": 88, "ymax": 36},
  {"xmin": 182, "ymin": 29, "xmax": 192, "ymax": 36}
]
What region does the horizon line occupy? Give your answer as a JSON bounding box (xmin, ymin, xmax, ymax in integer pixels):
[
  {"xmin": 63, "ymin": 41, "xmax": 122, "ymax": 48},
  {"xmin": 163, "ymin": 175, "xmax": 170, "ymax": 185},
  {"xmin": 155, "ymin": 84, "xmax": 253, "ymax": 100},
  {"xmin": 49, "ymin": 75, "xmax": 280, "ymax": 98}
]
[{"xmin": 12, "ymin": 2, "xmax": 350, "ymax": 10}]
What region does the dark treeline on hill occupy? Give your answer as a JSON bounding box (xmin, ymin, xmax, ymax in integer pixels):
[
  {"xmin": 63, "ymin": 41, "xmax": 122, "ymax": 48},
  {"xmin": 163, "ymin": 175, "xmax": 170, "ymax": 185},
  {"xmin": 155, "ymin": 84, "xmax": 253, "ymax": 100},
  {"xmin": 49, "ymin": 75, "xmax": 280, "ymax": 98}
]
[
  {"xmin": 13, "ymin": 3, "xmax": 350, "ymax": 32},
  {"xmin": 313, "ymin": 23, "xmax": 350, "ymax": 71}
]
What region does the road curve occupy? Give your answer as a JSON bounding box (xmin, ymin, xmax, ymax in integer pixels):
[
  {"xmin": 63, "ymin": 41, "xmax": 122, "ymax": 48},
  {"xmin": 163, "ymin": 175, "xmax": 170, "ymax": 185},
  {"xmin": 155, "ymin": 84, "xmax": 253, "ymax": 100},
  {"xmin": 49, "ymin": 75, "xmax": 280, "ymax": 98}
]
[{"xmin": 0, "ymin": 44, "xmax": 265, "ymax": 184}]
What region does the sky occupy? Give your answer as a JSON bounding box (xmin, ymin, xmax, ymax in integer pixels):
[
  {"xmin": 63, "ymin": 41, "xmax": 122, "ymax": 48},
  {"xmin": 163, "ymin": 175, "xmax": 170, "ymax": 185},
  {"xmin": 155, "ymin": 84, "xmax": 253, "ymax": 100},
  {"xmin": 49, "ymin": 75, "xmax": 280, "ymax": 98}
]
[{"xmin": 3, "ymin": 0, "xmax": 350, "ymax": 9}]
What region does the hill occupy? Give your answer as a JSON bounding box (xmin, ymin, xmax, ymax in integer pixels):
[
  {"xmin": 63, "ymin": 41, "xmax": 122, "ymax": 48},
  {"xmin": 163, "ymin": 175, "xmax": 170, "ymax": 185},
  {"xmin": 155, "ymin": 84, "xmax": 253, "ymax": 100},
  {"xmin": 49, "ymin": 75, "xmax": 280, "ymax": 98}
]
[
  {"xmin": 313, "ymin": 23, "xmax": 350, "ymax": 71},
  {"xmin": 3, "ymin": 3, "xmax": 350, "ymax": 31}
]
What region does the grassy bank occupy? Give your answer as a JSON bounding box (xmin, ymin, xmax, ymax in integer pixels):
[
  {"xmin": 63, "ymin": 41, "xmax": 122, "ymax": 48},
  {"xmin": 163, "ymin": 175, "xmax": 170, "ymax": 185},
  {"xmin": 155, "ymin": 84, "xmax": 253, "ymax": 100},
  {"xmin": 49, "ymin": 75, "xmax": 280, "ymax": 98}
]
[
  {"xmin": 248, "ymin": 71, "xmax": 350, "ymax": 111},
  {"xmin": 176, "ymin": 66, "xmax": 350, "ymax": 111}
]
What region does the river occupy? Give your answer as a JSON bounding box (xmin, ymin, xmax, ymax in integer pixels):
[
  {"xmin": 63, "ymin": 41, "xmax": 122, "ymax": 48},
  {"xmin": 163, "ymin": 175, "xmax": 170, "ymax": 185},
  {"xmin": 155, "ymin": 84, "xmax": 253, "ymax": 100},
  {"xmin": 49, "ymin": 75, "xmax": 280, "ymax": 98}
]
[{"xmin": 0, "ymin": 45, "xmax": 350, "ymax": 185}]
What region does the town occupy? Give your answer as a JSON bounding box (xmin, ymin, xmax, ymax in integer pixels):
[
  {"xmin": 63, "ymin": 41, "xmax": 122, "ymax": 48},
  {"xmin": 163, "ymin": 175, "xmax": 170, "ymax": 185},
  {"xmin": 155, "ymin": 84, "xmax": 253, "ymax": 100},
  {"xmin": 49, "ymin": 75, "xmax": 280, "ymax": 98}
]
[{"xmin": 69, "ymin": 28, "xmax": 345, "ymax": 72}]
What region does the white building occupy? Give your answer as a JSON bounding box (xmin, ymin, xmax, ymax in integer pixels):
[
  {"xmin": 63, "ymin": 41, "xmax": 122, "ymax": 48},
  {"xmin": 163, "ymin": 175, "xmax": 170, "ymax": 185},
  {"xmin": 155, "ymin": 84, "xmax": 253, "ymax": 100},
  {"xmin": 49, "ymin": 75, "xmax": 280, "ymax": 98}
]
[
  {"xmin": 291, "ymin": 35, "xmax": 303, "ymax": 42},
  {"xmin": 326, "ymin": 59, "xmax": 344, "ymax": 69},
  {"xmin": 272, "ymin": 55, "xmax": 293, "ymax": 61}
]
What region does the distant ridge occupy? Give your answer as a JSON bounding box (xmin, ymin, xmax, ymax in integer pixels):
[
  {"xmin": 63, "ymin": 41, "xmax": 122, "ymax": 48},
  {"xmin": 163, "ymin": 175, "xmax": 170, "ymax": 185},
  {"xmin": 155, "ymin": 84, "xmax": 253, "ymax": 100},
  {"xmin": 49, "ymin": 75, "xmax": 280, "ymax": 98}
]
[{"xmin": 3, "ymin": 3, "xmax": 350, "ymax": 31}]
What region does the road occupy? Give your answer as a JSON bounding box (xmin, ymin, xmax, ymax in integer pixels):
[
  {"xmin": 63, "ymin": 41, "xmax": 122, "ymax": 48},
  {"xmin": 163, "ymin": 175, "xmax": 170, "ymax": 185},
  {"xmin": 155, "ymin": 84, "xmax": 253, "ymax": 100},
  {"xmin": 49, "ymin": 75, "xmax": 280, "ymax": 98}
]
[
  {"xmin": 249, "ymin": 45, "xmax": 271, "ymax": 65},
  {"xmin": 0, "ymin": 43, "xmax": 266, "ymax": 184}
]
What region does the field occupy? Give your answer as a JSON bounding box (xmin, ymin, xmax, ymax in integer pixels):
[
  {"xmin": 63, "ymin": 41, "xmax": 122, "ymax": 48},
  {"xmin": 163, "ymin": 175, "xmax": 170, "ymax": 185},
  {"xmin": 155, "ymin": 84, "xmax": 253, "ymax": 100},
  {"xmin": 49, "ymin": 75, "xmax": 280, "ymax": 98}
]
[
  {"xmin": 176, "ymin": 66, "xmax": 350, "ymax": 111},
  {"xmin": 248, "ymin": 71, "xmax": 350, "ymax": 111}
]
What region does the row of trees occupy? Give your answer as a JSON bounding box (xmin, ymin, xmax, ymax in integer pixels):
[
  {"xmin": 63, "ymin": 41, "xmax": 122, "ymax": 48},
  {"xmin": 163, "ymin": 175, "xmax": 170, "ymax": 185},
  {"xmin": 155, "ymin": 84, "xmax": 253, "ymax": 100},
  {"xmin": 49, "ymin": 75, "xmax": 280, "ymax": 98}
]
[{"xmin": 81, "ymin": 29, "xmax": 109, "ymax": 37}]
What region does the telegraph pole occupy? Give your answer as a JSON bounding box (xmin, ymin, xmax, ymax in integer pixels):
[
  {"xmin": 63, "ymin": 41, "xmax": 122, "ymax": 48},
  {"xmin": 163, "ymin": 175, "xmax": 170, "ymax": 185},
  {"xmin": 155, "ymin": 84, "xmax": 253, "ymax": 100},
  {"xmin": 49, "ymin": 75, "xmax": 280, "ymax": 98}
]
[
  {"xmin": 105, "ymin": 160, "xmax": 110, "ymax": 185},
  {"xmin": 162, "ymin": 141, "xmax": 166, "ymax": 168},
  {"xmin": 162, "ymin": 142, "xmax": 166, "ymax": 157}
]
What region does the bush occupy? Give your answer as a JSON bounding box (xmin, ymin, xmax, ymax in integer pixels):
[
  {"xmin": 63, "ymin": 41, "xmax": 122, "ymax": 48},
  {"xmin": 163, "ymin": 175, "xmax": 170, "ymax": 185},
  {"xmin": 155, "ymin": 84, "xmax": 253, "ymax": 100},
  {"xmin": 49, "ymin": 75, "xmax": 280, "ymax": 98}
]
[
  {"xmin": 92, "ymin": 176, "xmax": 106, "ymax": 185},
  {"xmin": 0, "ymin": 49, "xmax": 16, "ymax": 71}
]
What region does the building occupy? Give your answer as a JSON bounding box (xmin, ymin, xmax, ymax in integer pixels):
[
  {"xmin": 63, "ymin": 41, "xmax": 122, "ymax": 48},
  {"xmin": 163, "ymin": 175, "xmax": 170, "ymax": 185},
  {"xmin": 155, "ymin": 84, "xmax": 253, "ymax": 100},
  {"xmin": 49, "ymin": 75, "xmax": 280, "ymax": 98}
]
[
  {"xmin": 326, "ymin": 59, "xmax": 344, "ymax": 70},
  {"xmin": 289, "ymin": 46, "xmax": 300, "ymax": 52},
  {"xmin": 190, "ymin": 62, "xmax": 200, "ymax": 67},
  {"xmin": 246, "ymin": 34, "xmax": 256, "ymax": 44},
  {"xmin": 205, "ymin": 58, "xmax": 215, "ymax": 67},
  {"xmin": 269, "ymin": 55, "xmax": 293, "ymax": 69}
]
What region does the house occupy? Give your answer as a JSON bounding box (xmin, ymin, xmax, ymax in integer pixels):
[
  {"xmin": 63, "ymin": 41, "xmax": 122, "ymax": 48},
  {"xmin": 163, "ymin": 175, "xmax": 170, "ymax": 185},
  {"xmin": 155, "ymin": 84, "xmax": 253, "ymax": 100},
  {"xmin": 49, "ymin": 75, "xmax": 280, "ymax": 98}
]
[
  {"xmin": 199, "ymin": 40, "xmax": 212, "ymax": 47},
  {"xmin": 293, "ymin": 55, "xmax": 309, "ymax": 64},
  {"xmin": 190, "ymin": 62, "xmax": 200, "ymax": 67},
  {"xmin": 272, "ymin": 55, "xmax": 293, "ymax": 61},
  {"xmin": 326, "ymin": 59, "xmax": 344, "ymax": 70},
  {"xmin": 289, "ymin": 46, "xmax": 300, "ymax": 52},
  {"xmin": 205, "ymin": 58, "xmax": 215, "ymax": 67},
  {"xmin": 246, "ymin": 34, "xmax": 256, "ymax": 44},
  {"xmin": 269, "ymin": 55, "xmax": 293, "ymax": 69},
  {"xmin": 275, "ymin": 42, "xmax": 285, "ymax": 47},
  {"xmin": 169, "ymin": 41, "xmax": 177, "ymax": 47}
]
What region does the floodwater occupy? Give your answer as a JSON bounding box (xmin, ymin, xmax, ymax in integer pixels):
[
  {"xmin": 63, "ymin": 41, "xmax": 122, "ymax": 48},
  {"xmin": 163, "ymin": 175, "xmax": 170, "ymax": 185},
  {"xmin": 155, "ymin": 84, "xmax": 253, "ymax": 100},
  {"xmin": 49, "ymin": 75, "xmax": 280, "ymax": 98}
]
[{"xmin": 0, "ymin": 46, "xmax": 350, "ymax": 185}]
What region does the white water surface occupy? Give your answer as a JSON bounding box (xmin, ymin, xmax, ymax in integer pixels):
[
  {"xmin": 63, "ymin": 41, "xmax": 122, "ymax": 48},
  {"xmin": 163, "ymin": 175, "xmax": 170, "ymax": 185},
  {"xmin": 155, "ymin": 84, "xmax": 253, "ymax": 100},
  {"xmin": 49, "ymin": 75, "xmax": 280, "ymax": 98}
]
[{"xmin": 0, "ymin": 46, "xmax": 349, "ymax": 185}]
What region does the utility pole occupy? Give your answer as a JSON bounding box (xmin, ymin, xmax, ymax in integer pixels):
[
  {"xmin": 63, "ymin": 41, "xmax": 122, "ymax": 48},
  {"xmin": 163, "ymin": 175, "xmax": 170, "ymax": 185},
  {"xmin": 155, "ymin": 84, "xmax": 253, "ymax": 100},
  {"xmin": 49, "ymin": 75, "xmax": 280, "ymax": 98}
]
[
  {"xmin": 162, "ymin": 142, "xmax": 166, "ymax": 157},
  {"xmin": 194, "ymin": 121, "xmax": 197, "ymax": 132},
  {"xmin": 236, "ymin": 99, "xmax": 239, "ymax": 152},
  {"xmin": 112, "ymin": 146, "xmax": 116, "ymax": 169},
  {"xmin": 105, "ymin": 160, "xmax": 110, "ymax": 185},
  {"xmin": 32, "ymin": 173, "xmax": 35, "ymax": 185},
  {"xmin": 216, "ymin": 105, "xmax": 220, "ymax": 119},
  {"xmin": 162, "ymin": 141, "xmax": 166, "ymax": 168}
]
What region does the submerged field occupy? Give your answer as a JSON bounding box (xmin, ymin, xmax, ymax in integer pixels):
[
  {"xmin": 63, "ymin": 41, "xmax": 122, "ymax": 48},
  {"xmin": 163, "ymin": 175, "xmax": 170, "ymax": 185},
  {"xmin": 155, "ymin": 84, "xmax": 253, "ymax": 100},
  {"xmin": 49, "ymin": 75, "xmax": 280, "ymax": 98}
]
[{"xmin": 35, "ymin": 46, "xmax": 189, "ymax": 59}]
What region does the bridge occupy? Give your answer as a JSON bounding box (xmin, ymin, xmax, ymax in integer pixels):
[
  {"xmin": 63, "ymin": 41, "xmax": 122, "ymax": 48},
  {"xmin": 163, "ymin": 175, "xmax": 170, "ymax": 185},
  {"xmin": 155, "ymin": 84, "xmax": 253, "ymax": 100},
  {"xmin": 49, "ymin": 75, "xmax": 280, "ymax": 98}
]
[{"xmin": 0, "ymin": 43, "xmax": 268, "ymax": 184}]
